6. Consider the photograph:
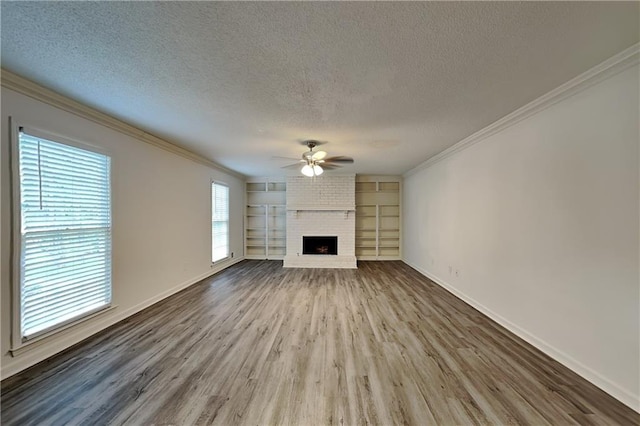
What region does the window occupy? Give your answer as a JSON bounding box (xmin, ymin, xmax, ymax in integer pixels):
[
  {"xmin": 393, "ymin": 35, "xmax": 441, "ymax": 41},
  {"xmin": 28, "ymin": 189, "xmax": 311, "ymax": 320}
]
[
  {"xmin": 211, "ymin": 182, "xmax": 229, "ymax": 262},
  {"xmin": 15, "ymin": 128, "xmax": 112, "ymax": 341}
]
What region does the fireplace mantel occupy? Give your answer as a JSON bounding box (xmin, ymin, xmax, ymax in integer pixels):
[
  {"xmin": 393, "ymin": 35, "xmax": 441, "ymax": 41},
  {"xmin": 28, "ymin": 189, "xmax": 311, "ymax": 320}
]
[{"xmin": 286, "ymin": 204, "xmax": 355, "ymax": 211}]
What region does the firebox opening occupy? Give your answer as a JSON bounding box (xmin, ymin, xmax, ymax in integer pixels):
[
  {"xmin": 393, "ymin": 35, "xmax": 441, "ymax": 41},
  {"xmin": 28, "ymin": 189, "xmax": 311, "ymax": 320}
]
[{"xmin": 302, "ymin": 236, "xmax": 338, "ymax": 255}]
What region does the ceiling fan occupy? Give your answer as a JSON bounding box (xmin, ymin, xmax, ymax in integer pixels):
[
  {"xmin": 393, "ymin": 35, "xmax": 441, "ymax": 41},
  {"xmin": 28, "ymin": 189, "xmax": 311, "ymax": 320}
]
[{"xmin": 276, "ymin": 140, "xmax": 354, "ymax": 177}]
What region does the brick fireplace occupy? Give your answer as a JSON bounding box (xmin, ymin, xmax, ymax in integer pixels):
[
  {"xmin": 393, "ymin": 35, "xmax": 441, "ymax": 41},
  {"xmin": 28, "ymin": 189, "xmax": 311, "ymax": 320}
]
[{"xmin": 283, "ymin": 175, "xmax": 357, "ymax": 268}]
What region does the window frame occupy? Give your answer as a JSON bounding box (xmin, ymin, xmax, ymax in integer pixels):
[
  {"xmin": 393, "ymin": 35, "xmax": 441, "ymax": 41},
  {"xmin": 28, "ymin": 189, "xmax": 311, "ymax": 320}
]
[
  {"xmin": 10, "ymin": 119, "xmax": 114, "ymax": 351},
  {"xmin": 211, "ymin": 180, "xmax": 230, "ymax": 263}
]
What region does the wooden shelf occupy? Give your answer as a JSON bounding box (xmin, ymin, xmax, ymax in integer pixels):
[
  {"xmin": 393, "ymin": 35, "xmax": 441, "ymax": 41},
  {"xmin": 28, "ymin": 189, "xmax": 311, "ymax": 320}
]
[
  {"xmin": 246, "ymin": 180, "xmax": 287, "ymax": 260},
  {"xmin": 246, "ymin": 182, "xmax": 267, "ymax": 192},
  {"xmin": 379, "ymin": 182, "xmax": 399, "ymax": 191},
  {"xmin": 355, "ymin": 176, "xmax": 401, "ymax": 260},
  {"xmin": 268, "ymin": 182, "xmax": 286, "ymax": 192},
  {"xmin": 356, "ymin": 182, "xmax": 377, "ymax": 193}
]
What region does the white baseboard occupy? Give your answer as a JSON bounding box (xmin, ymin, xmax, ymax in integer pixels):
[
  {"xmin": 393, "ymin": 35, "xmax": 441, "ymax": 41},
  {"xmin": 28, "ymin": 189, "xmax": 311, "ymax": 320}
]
[
  {"xmin": 1, "ymin": 256, "xmax": 245, "ymax": 380},
  {"xmin": 402, "ymin": 259, "xmax": 640, "ymax": 413},
  {"xmin": 356, "ymin": 256, "xmax": 402, "ymax": 261}
]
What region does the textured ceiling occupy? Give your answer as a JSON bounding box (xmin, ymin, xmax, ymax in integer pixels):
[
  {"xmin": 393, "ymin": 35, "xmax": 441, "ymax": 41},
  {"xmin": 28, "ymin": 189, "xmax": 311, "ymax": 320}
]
[{"xmin": 1, "ymin": 2, "xmax": 638, "ymax": 177}]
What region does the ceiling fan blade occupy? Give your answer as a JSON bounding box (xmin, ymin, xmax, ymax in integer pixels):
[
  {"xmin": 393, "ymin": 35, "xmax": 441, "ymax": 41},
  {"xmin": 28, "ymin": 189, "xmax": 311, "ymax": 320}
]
[
  {"xmin": 281, "ymin": 162, "xmax": 304, "ymax": 169},
  {"xmin": 320, "ymin": 163, "xmax": 341, "ymax": 170},
  {"xmin": 323, "ymin": 156, "xmax": 354, "ymax": 164},
  {"xmin": 312, "ymin": 150, "xmax": 327, "ymax": 161}
]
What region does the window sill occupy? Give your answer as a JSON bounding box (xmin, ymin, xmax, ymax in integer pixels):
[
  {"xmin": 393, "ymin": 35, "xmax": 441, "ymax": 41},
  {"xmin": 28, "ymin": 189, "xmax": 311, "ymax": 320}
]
[
  {"xmin": 10, "ymin": 305, "xmax": 118, "ymax": 357},
  {"xmin": 211, "ymin": 256, "xmax": 231, "ymax": 266}
]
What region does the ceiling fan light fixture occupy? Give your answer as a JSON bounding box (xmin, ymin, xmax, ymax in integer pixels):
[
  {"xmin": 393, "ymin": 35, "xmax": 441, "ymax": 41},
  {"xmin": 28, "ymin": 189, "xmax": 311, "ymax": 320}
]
[
  {"xmin": 301, "ymin": 163, "xmax": 323, "ymax": 177},
  {"xmin": 285, "ymin": 140, "xmax": 353, "ymax": 176},
  {"xmin": 301, "ymin": 164, "xmax": 314, "ymax": 177}
]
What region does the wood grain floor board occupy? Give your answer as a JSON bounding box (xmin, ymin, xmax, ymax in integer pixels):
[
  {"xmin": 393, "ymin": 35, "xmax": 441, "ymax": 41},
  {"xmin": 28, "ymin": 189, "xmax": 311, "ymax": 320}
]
[{"xmin": 1, "ymin": 260, "xmax": 638, "ymax": 425}]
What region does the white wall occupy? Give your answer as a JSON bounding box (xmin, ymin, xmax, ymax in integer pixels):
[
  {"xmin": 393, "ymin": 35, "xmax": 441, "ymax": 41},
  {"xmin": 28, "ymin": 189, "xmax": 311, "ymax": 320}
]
[
  {"xmin": 1, "ymin": 87, "xmax": 245, "ymax": 378},
  {"xmin": 403, "ymin": 63, "xmax": 639, "ymax": 410}
]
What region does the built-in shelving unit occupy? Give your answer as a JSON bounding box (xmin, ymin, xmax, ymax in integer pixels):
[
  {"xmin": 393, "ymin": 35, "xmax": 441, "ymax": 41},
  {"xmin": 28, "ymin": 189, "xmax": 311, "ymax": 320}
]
[
  {"xmin": 355, "ymin": 176, "xmax": 401, "ymax": 260},
  {"xmin": 245, "ymin": 179, "xmax": 286, "ymax": 259}
]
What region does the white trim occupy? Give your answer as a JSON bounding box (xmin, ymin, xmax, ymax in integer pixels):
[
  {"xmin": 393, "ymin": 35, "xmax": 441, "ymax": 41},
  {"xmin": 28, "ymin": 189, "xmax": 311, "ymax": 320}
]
[
  {"xmin": 356, "ymin": 256, "xmax": 401, "ymax": 261},
  {"xmin": 0, "ymin": 69, "xmax": 245, "ymax": 180},
  {"xmin": 245, "ymin": 255, "xmax": 285, "ymax": 260},
  {"xmin": 402, "ymin": 259, "xmax": 640, "ymax": 413},
  {"xmin": 404, "ymin": 43, "xmax": 640, "ymax": 177},
  {"xmin": 18, "ymin": 125, "xmax": 112, "ymax": 158},
  {"xmin": 9, "ymin": 120, "xmax": 115, "ymax": 349},
  {"xmin": 10, "ymin": 306, "xmax": 118, "ymax": 356},
  {"xmin": 0, "ymin": 256, "xmax": 245, "ymax": 380},
  {"xmin": 211, "ymin": 180, "xmax": 230, "ymax": 263},
  {"xmin": 286, "ymin": 205, "xmax": 355, "ymax": 211},
  {"xmin": 9, "ymin": 117, "xmax": 21, "ymax": 353}
]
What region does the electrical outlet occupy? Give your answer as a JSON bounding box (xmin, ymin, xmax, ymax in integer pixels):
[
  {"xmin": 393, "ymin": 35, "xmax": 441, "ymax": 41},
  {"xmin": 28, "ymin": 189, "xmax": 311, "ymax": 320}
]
[
  {"xmin": 455, "ymin": 269, "xmax": 459, "ymax": 277},
  {"xmin": 231, "ymin": 252, "xmax": 234, "ymax": 258}
]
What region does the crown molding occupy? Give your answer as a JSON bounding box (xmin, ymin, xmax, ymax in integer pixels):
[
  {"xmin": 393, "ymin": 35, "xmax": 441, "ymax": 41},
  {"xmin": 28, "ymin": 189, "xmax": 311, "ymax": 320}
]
[
  {"xmin": 404, "ymin": 43, "xmax": 640, "ymax": 177},
  {"xmin": 0, "ymin": 69, "xmax": 246, "ymax": 180}
]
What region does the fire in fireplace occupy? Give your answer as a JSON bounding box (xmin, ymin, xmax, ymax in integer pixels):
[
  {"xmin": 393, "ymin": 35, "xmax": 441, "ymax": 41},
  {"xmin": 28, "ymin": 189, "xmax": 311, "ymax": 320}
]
[{"xmin": 302, "ymin": 236, "xmax": 338, "ymax": 255}]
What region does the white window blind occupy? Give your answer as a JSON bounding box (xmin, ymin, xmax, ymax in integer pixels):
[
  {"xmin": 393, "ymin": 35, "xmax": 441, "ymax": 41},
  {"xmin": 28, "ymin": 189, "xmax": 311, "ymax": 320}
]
[
  {"xmin": 212, "ymin": 182, "xmax": 229, "ymax": 262},
  {"xmin": 17, "ymin": 130, "xmax": 112, "ymax": 340}
]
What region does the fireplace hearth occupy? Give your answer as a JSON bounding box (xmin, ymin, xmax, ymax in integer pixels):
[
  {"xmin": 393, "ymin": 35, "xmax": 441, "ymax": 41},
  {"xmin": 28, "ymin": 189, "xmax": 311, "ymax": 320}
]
[{"xmin": 303, "ymin": 236, "xmax": 338, "ymax": 255}]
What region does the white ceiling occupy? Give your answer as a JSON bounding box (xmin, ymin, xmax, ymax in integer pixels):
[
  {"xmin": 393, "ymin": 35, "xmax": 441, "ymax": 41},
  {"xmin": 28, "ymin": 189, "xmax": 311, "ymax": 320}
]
[{"xmin": 1, "ymin": 2, "xmax": 638, "ymax": 177}]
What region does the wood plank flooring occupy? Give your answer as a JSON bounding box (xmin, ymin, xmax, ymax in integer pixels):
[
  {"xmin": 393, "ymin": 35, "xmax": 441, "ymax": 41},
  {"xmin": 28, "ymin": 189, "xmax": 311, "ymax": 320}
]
[{"xmin": 1, "ymin": 260, "xmax": 638, "ymax": 425}]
